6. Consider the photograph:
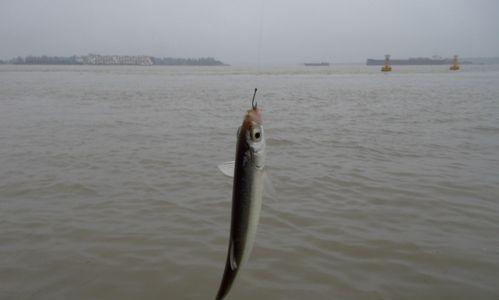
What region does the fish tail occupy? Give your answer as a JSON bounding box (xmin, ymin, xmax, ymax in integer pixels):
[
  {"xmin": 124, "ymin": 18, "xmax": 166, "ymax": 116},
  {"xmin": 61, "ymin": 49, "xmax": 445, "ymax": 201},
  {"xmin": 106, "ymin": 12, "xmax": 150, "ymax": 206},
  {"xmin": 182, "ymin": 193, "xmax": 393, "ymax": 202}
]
[{"xmin": 215, "ymin": 258, "xmax": 240, "ymax": 300}]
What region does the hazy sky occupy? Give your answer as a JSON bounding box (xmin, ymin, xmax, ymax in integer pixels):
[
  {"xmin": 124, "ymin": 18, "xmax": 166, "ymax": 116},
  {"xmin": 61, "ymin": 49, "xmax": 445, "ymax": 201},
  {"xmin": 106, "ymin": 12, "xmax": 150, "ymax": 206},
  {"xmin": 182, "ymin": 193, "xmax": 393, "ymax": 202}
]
[{"xmin": 1, "ymin": 0, "xmax": 498, "ymax": 64}]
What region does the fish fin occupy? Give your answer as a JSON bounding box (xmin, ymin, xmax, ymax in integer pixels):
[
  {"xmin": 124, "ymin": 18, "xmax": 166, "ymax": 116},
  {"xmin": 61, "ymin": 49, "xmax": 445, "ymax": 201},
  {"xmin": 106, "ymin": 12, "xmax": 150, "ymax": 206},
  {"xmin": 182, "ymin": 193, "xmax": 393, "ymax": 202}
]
[
  {"xmin": 215, "ymin": 239, "xmax": 239, "ymax": 300},
  {"xmin": 263, "ymin": 170, "xmax": 278, "ymax": 201},
  {"xmin": 218, "ymin": 161, "xmax": 235, "ymax": 178},
  {"xmin": 229, "ymin": 240, "xmax": 238, "ymax": 270}
]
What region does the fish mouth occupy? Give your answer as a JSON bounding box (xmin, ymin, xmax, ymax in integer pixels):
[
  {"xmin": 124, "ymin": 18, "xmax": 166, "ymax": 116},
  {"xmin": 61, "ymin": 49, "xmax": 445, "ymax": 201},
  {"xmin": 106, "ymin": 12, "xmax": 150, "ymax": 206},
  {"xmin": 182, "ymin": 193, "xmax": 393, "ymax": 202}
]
[
  {"xmin": 242, "ymin": 108, "xmax": 262, "ymax": 130},
  {"xmin": 243, "ymin": 108, "xmax": 264, "ymax": 169}
]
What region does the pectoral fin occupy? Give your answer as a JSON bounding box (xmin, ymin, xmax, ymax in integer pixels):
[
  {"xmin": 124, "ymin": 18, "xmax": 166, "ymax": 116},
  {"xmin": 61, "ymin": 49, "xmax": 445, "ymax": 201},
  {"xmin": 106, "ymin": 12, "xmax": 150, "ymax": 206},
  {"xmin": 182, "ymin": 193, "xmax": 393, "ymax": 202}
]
[{"xmin": 217, "ymin": 161, "xmax": 235, "ymax": 178}]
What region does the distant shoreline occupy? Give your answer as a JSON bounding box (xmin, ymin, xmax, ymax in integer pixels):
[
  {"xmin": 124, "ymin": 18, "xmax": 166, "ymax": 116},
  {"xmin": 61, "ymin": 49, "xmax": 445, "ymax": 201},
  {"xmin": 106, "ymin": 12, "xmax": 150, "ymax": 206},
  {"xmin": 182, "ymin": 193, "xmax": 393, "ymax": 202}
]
[
  {"xmin": 366, "ymin": 56, "xmax": 499, "ymax": 66},
  {"xmin": 0, "ymin": 54, "xmax": 227, "ymax": 66},
  {"xmin": 366, "ymin": 57, "xmax": 472, "ymax": 66}
]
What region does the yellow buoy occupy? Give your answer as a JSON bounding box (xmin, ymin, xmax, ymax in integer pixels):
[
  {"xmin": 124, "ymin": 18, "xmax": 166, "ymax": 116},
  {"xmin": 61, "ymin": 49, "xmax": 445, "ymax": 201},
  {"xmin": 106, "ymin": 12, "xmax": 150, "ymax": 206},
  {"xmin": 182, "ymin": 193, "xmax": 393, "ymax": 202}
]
[
  {"xmin": 381, "ymin": 54, "xmax": 392, "ymax": 72},
  {"xmin": 450, "ymin": 55, "xmax": 460, "ymax": 71}
]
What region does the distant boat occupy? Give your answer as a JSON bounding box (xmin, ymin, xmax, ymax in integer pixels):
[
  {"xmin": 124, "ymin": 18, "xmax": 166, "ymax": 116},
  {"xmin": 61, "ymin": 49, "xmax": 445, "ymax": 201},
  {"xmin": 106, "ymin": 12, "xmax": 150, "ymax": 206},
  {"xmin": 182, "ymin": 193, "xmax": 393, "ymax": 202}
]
[
  {"xmin": 367, "ymin": 57, "xmax": 472, "ymax": 66},
  {"xmin": 304, "ymin": 62, "xmax": 330, "ymax": 66}
]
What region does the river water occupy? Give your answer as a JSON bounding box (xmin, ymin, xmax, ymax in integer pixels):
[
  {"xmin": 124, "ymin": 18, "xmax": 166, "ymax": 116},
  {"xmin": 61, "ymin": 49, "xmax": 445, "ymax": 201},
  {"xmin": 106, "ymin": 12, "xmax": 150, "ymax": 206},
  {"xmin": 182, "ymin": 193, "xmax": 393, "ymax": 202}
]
[{"xmin": 0, "ymin": 64, "xmax": 498, "ymax": 299}]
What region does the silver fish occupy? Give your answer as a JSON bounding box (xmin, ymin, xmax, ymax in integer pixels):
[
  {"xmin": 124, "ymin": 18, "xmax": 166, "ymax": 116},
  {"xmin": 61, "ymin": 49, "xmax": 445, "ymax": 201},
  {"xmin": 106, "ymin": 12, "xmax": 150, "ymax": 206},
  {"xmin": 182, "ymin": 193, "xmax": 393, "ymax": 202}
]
[{"xmin": 216, "ymin": 106, "xmax": 266, "ymax": 300}]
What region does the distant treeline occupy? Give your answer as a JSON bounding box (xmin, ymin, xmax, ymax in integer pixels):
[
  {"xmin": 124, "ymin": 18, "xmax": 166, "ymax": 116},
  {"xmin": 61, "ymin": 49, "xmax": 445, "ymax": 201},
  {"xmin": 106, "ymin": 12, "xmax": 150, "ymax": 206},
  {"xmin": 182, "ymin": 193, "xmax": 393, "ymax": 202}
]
[
  {"xmin": 9, "ymin": 56, "xmax": 83, "ymax": 65},
  {"xmin": 1, "ymin": 55, "xmax": 226, "ymax": 66},
  {"xmin": 150, "ymin": 57, "xmax": 224, "ymax": 66}
]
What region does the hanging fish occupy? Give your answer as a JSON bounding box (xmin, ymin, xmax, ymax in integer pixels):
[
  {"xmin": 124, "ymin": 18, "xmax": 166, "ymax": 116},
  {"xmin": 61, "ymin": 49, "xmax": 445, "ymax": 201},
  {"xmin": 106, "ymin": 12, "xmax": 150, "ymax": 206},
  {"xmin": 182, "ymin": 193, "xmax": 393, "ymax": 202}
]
[{"xmin": 216, "ymin": 89, "xmax": 266, "ymax": 300}]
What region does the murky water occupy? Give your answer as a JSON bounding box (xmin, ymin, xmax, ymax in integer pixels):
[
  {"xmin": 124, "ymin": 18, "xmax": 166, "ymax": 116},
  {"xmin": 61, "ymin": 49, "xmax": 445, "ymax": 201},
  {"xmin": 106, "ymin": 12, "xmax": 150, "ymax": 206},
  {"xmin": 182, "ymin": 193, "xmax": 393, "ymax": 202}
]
[{"xmin": 1, "ymin": 64, "xmax": 498, "ymax": 299}]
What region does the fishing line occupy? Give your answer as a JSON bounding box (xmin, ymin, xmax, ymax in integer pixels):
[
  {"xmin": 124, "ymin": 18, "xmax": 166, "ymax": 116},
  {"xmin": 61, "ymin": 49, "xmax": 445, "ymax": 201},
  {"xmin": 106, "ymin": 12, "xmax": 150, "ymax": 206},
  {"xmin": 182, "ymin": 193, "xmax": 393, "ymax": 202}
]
[
  {"xmin": 252, "ymin": 0, "xmax": 265, "ymax": 108},
  {"xmin": 256, "ymin": 0, "xmax": 265, "ymax": 73}
]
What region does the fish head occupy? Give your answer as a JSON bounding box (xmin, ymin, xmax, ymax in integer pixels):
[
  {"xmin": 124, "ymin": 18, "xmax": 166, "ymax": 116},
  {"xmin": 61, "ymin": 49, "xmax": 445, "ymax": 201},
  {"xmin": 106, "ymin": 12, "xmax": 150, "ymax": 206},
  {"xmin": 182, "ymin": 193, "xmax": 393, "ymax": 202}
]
[{"xmin": 239, "ymin": 107, "xmax": 265, "ymax": 169}]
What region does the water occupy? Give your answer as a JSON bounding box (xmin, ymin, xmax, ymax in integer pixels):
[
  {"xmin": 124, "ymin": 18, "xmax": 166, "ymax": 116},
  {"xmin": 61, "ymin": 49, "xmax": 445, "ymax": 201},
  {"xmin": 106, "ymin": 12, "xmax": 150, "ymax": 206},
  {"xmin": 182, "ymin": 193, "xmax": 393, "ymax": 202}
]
[{"xmin": 1, "ymin": 64, "xmax": 498, "ymax": 299}]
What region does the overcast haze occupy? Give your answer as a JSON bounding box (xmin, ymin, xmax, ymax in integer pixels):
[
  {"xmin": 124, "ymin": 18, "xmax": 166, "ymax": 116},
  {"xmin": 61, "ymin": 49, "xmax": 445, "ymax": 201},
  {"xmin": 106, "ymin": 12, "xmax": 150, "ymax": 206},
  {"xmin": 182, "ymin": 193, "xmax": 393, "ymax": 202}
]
[{"xmin": 1, "ymin": 0, "xmax": 498, "ymax": 64}]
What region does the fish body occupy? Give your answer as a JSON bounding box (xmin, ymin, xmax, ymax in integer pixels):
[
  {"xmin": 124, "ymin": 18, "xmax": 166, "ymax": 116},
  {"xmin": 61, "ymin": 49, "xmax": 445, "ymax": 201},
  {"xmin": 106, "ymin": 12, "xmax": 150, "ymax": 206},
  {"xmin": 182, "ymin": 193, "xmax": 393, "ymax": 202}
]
[{"xmin": 216, "ymin": 107, "xmax": 266, "ymax": 300}]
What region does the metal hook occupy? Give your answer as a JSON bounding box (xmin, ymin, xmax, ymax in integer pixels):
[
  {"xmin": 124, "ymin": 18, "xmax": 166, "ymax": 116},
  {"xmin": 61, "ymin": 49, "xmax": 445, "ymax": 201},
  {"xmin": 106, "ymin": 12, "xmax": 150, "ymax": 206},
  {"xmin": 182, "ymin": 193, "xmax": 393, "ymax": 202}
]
[{"xmin": 251, "ymin": 88, "xmax": 258, "ymax": 109}]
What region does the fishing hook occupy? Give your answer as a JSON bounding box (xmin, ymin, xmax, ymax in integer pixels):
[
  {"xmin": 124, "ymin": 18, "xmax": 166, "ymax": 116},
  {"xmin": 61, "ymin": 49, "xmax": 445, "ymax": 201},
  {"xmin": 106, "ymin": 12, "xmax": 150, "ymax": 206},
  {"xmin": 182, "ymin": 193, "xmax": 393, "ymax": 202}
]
[{"xmin": 251, "ymin": 88, "xmax": 258, "ymax": 109}]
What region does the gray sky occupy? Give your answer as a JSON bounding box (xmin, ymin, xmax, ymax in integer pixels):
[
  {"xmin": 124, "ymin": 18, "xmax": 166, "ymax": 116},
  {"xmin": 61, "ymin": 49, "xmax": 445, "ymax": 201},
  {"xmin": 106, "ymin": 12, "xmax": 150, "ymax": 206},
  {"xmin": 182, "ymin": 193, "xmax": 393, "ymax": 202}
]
[{"xmin": 1, "ymin": 0, "xmax": 498, "ymax": 64}]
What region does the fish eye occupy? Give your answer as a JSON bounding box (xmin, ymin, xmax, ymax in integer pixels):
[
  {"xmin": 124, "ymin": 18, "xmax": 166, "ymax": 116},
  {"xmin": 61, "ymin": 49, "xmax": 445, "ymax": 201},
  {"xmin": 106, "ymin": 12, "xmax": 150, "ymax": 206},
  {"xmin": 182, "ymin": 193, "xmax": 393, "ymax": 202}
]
[{"xmin": 250, "ymin": 127, "xmax": 262, "ymax": 142}]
